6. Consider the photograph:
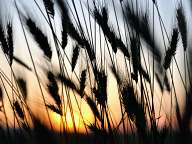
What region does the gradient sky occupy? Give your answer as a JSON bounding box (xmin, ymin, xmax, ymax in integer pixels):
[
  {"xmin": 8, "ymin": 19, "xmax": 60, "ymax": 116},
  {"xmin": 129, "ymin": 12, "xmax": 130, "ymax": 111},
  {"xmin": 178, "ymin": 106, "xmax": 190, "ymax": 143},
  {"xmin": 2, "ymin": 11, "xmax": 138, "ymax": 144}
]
[{"xmin": 0, "ymin": 0, "xmax": 191, "ymax": 132}]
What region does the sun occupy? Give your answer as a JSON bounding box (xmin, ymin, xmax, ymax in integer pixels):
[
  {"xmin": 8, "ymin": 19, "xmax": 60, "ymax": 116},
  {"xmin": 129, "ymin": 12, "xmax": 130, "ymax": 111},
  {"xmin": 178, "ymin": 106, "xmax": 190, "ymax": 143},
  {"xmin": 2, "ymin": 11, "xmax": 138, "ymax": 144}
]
[{"xmin": 50, "ymin": 110, "xmax": 91, "ymax": 133}]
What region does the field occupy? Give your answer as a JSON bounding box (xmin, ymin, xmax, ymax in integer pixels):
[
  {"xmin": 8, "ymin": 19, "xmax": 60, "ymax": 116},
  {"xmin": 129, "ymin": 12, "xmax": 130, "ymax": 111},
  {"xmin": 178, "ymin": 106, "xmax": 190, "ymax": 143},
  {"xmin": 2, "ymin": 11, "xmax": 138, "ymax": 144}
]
[{"xmin": 0, "ymin": 0, "xmax": 192, "ymax": 143}]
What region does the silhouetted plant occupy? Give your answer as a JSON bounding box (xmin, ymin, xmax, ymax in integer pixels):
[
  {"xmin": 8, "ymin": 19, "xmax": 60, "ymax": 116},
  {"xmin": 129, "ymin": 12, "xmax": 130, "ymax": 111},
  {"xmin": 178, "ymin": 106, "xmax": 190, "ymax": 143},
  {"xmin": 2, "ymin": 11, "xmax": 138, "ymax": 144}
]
[
  {"xmin": 0, "ymin": 0, "xmax": 192, "ymax": 144},
  {"xmin": 47, "ymin": 71, "xmax": 61, "ymax": 107},
  {"xmin": 71, "ymin": 44, "xmax": 80, "ymax": 71},
  {"xmin": 43, "ymin": 0, "xmax": 55, "ymax": 18},
  {"xmin": 163, "ymin": 28, "xmax": 179, "ymax": 70},
  {"xmin": 177, "ymin": 3, "xmax": 187, "ymax": 51},
  {"xmin": 17, "ymin": 77, "xmax": 28, "ymax": 101},
  {"xmin": 25, "ymin": 18, "xmax": 52, "ymax": 60}
]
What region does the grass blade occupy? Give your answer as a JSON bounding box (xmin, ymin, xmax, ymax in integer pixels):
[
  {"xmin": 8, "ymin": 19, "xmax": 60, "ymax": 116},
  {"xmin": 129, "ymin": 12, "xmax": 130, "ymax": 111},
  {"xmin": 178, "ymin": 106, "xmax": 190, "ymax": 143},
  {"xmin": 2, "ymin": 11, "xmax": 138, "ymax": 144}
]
[{"xmin": 13, "ymin": 56, "xmax": 32, "ymax": 71}]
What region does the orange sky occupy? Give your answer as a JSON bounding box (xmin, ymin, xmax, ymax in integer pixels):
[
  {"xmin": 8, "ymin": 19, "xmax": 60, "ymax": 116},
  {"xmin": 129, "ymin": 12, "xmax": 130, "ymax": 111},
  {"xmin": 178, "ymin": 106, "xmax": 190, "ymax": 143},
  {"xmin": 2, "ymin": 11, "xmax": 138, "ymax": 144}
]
[{"xmin": 0, "ymin": 0, "xmax": 189, "ymax": 134}]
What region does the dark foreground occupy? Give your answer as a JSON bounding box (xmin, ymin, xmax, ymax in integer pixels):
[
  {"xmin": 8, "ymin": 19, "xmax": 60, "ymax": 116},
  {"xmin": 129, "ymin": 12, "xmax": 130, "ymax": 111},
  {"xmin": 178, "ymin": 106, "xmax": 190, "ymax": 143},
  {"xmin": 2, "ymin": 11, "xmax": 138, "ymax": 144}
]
[{"xmin": 0, "ymin": 127, "xmax": 192, "ymax": 144}]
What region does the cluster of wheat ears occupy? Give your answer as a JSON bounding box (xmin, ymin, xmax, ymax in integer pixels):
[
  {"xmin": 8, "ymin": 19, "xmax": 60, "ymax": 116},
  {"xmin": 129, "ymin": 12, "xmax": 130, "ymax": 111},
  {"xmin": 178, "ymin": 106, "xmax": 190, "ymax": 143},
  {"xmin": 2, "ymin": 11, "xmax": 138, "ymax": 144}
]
[{"xmin": 0, "ymin": 0, "xmax": 192, "ymax": 143}]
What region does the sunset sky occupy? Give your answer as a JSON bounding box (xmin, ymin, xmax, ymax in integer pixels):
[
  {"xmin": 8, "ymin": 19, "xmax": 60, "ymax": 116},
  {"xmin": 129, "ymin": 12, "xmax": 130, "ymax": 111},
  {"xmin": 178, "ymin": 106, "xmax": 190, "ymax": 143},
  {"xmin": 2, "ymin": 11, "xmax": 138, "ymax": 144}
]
[{"xmin": 0, "ymin": 0, "xmax": 191, "ymax": 133}]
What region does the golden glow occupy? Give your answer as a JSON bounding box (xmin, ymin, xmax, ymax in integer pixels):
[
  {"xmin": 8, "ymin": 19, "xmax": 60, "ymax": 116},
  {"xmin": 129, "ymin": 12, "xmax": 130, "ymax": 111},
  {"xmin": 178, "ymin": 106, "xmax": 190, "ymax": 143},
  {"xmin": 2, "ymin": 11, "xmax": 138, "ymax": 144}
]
[
  {"xmin": 51, "ymin": 112, "xmax": 62, "ymax": 130},
  {"xmin": 50, "ymin": 106, "xmax": 94, "ymax": 133}
]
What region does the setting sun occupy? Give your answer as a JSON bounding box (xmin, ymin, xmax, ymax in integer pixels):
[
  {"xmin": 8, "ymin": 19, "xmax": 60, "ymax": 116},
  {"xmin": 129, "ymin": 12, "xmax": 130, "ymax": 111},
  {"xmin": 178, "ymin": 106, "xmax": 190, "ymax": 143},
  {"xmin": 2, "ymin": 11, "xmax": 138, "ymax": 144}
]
[
  {"xmin": 50, "ymin": 104, "xmax": 94, "ymax": 133},
  {"xmin": 0, "ymin": 0, "xmax": 192, "ymax": 143}
]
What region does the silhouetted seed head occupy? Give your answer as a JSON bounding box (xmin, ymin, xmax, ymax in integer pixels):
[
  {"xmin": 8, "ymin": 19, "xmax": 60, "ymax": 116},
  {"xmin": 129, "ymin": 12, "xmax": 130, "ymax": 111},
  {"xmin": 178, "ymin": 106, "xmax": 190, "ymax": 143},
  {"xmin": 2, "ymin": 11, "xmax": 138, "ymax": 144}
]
[
  {"xmin": 177, "ymin": 4, "xmax": 187, "ymax": 51},
  {"xmin": 13, "ymin": 56, "xmax": 32, "ymax": 71},
  {"xmin": 152, "ymin": 0, "xmax": 156, "ymax": 4},
  {"xmin": 26, "ymin": 18, "xmax": 52, "ymax": 60},
  {"xmin": 56, "ymin": 0, "xmax": 70, "ymax": 22},
  {"xmin": 7, "ymin": 23, "xmax": 14, "ymax": 65},
  {"xmin": 17, "ymin": 78, "xmax": 27, "ymax": 101},
  {"xmin": 57, "ymin": 74, "xmax": 80, "ymax": 95},
  {"xmin": 68, "ymin": 24, "xmax": 83, "ymax": 46},
  {"xmin": 86, "ymin": 97, "xmax": 101, "ymax": 121},
  {"xmin": 43, "ymin": 0, "xmax": 55, "ymax": 18},
  {"xmin": 125, "ymin": 3, "xmax": 162, "ymax": 61},
  {"xmin": 92, "ymin": 5, "xmax": 118, "ymax": 52},
  {"xmin": 0, "ymin": 87, "xmax": 3, "ymax": 101},
  {"xmin": 92, "ymin": 5, "xmax": 129, "ymax": 57},
  {"xmin": 61, "ymin": 28, "xmax": 68, "ymax": 50},
  {"xmin": 13, "ymin": 101, "xmax": 24, "ymax": 120},
  {"xmin": 120, "ymin": 0, "xmax": 124, "ymax": 3},
  {"xmin": 93, "ymin": 5, "xmax": 105, "ymax": 29},
  {"xmin": 0, "ymin": 22, "xmax": 14, "ymax": 65},
  {"xmin": 60, "ymin": 10, "xmax": 69, "ymax": 50},
  {"xmin": 70, "ymin": 22, "xmax": 95, "ymax": 61},
  {"xmin": 80, "ymin": 69, "xmax": 86, "ymax": 98},
  {"xmin": 67, "ymin": 23, "xmax": 95, "ymax": 61},
  {"xmin": 47, "ymin": 71, "xmax": 61, "ymax": 107},
  {"xmin": 130, "ymin": 36, "xmax": 140, "ymax": 82},
  {"xmin": 101, "ymin": 7, "xmax": 108, "ymax": 23},
  {"xmin": 71, "ymin": 44, "xmax": 80, "ymax": 71},
  {"xmin": 0, "ymin": 23, "xmax": 9, "ymax": 57},
  {"xmin": 121, "ymin": 84, "xmax": 137, "ymax": 121},
  {"xmin": 57, "ymin": 74, "xmax": 75, "ymax": 89},
  {"xmin": 94, "ymin": 70, "xmax": 107, "ymax": 107},
  {"xmin": 163, "ymin": 28, "xmax": 179, "ymax": 70},
  {"xmin": 121, "ymin": 84, "xmax": 147, "ymax": 141},
  {"xmin": 56, "ymin": 0, "xmax": 70, "ymax": 50},
  {"xmin": 46, "ymin": 104, "xmax": 62, "ymax": 115}
]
